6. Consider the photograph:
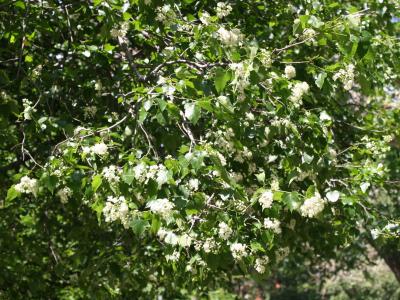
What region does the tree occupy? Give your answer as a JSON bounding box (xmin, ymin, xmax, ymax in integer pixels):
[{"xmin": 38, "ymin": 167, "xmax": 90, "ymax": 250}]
[{"xmin": 0, "ymin": 0, "xmax": 399, "ymax": 298}]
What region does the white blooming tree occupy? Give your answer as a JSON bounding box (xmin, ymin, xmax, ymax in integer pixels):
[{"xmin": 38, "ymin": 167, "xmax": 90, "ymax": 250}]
[{"xmin": 0, "ymin": 0, "xmax": 399, "ymax": 298}]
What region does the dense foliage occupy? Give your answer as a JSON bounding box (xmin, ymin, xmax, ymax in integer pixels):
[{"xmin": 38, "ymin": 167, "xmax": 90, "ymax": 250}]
[{"xmin": 0, "ymin": 0, "xmax": 399, "ymax": 298}]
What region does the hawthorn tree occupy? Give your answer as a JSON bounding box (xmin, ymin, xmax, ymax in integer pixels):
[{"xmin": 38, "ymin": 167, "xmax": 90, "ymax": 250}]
[{"xmin": 0, "ymin": 0, "xmax": 399, "ymax": 298}]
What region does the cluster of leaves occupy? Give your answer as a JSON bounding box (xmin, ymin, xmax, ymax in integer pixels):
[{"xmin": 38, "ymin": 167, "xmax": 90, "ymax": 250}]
[{"xmin": 0, "ymin": 0, "xmax": 399, "ymax": 298}]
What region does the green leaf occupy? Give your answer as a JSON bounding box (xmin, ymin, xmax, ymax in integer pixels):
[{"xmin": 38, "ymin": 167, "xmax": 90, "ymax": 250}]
[
  {"xmin": 122, "ymin": 168, "xmax": 135, "ymax": 185},
  {"xmin": 42, "ymin": 175, "xmax": 58, "ymax": 194},
  {"xmin": 214, "ymin": 68, "xmax": 231, "ymax": 94},
  {"xmin": 283, "ymin": 192, "xmax": 300, "ymax": 211},
  {"xmin": 184, "ymin": 102, "xmax": 201, "ymax": 124},
  {"xmin": 91, "ymin": 174, "xmax": 102, "ymax": 193},
  {"xmin": 130, "ymin": 218, "xmax": 148, "ymax": 236},
  {"xmin": 315, "ymin": 72, "xmax": 327, "ymax": 89},
  {"xmin": 6, "ymin": 185, "xmax": 20, "ymax": 204}
]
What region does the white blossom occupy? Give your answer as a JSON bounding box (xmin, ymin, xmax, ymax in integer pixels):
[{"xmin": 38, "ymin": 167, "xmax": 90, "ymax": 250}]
[
  {"xmin": 166, "ymin": 250, "xmax": 180, "ymax": 262},
  {"xmin": 333, "ymin": 64, "xmax": 355, "ymax": 90},
  {"xmin": 56, "ymin": 187, "xmax": 72, "ymax": 203},
  {"xmin": 147, "ymin": 198, "xmax": 175, "ymax": 216},
  {"xmin": 303, "ymin": 28, "xmax": 316, "ymax": 40},
  {"xmin": 203, "ymin": 238, "xmax": 218, "ymax": 253},
  {"xmin": 216, "ymin": 2, "xmax": 232, "ymax": 18},
  {"xmin": 217, "ymin": 27, "xmax": 244, "ymax": 47},
  {"xmin": 133, "ymin": 163, "xmax": 147, "ymax": 182},
  {"xmin": 264, "ymin": 217, "xmax": 281, "ymax": 234},
  {"xmin": 254, "ymin": 257, "xmax": 269, "ymax": 273},
  {"xmin": 103, "ymin": 196, "xmax": 130, "ymax": 228},
  {"xmin": 22, "ymin": 98, "xmax": 36, "ymax": 120},
  {"xmin": 199, "ymin": 11, "xmax": 211, "ymax": 25},
  {"xmin": 156, "ymin": 5, "xmax": 176, "ymax": 25},
  {"xmin": 371, "ymin": 228, "xmax": 380, "ymax": 240},
  {"xmin": 230, "ymin": 242, "xmax": 247, "ymax": 260},
  {"xmin": 188, "ymin": 178, "xmax": 200, "ymax": 191},
  {"xmin": 156, "ymin": 166, "xmax": 168, "ymax": 186},
  {"xmin": 102, "ymin": 165, "xmax": 121, "ymax": 183},
  {"xmin": 258, "ymin": 190, "xmax": 274, "ymax": 210},
  {"xmin": 284, "ymin": 65, "xmax": 296, "ymax": 79},
  {"xmin": 91, "ymin": 142, "xmax": 108, "ymax": 155},
  {"xmin": 300, "ymin": 192, "xmax": 325, "ymax": 218},
  {"xmin": 259, "ymin": 49, "xmax": 272, "ymax": 68},
  {"xmin": 218, "ymin": 222, "xmax": 233, "ymax": 240},
  {"xmin": 290, "ymin": 81, "xmax": 309, "ymax": 104},
  {"xmin": 15, "ymin": 176, "xmax": 38, "ymax": 196}
]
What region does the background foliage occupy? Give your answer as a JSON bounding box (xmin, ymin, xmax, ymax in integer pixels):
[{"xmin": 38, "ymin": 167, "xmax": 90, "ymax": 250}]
[{"xmin": 0, "ymin": 0, "xmax": 399, "ymax": 298}]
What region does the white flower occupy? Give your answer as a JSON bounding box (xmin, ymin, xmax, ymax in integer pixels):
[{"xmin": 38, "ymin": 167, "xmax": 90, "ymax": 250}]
[
  {"xmin": 264, "ymin": 218, "xmax": 281, "ymax": 234},
  {"xmin": 15, "ymin": 176, "xmax": 38, "ymax": 196},
  {"xmin": 147, "ymin": 198, "xmax": 174, "ymax": 216},
  {"xmin": 325, "ymin": 190, "xmax": 340, "ymax": 203},
  {"xmin": 22, "ymin": 98, "xmax": 36, "ymax": 120},
  {"xmin": 164, "ymin": 231, "xmax": 179, "ymax": 245},
  {"xmin": 371, "ymin": 228, "xmax": 380, "ymax": 240},
  {"xmin": 303, "ymin": 28, "xmax": 316, "ymax": 40},
  {"xmin": 199, "ymin": 11, "xmax": 211, "ymax": 25},
  {"xmin": 284, "ymin": 65, "xmax": 296, "ymax": 79},
  {"xmin": 157, "ymin": 228, "xmax": 168, "ymax": 240},
  {"xmin": 156, "ymin": 166, "xmax": 168, "ymax": 186},
  {"xmin": 188, "ymin": 178, "xmax": 200, "ymax": 191},
  {"xmin": 300, "ymin": 192, "xmax": 325, "ymax": 218},
  {"xmin": 155, "ymin": 5, "xmax": 176, "ymax": 25},
  {"xmin": 203, "ymin": 238, "xmax": 218, "ymax": 253},
  {"xmin": 320, "ymin": 111, "xmax": 332, "ymax": 122},
  {"xmin": 290, "ymin": 82, "xmax": 309, "ymax": 104},
  {"xmin": 230, "ymin": 242, "xmax": 247, "ymax": 260},
  {"xmin": 259, "ymin": 190, "xmax": 274, "ymax": 210},
  {"xmin": 103, "ymin": 196, "xmax": 130, "ymax": 228},
  {"xmin": 56, "ymin": 187, "xmax": 72, "ymax": 203},
  {"xmin": 217, "ymin": 27, "xmax": 244, "ymax": 47},
  {"xmin": 360, "ymin": 182, "xmax": 370, "ymax": 193},
  {"xmin": 91, "ymin": 142, "xmax": 108, "ymax": 155},
  {"xmin": 254, "ymin": 257, "xmax": 269, "ymax": 273},
  {"xmin": 133, "ymin": 163, "xmax": 147, "ymax": 182},
  {"xmin": 82, "ymin": 146, "xmax": 91, "ymax": 154},
  {"xmin": 166, "ymin": 250, "xmax": 180, "ymax": 262},
  {"xmin": 216, "ymin": 2, "xmax": 232, "ymax": 18},
  {"xmin": 259, "ymin": 49, "xmax": 272, "ymax": 68},
  {"xmin": 333, "ymin": 64, "xmax": 355, "ymax": 91},
  {"xmin": 102, "ymin": 165, "xmax": 121, "ymax": 183},
  {"xmin": 218, "ymin": 222, "xmax": 233, "ymax": 240}
]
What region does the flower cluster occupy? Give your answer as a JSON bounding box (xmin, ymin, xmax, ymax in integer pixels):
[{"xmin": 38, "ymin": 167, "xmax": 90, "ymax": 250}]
[
  {"xmin": 217, "ymin": 27, "xmax": 244, "ymax": 47},
  {"xmin": 147, "ymin": 198, "xmax": 175, "ymax": 217},
  {"xmin": 216, "ymin": 2, "xmax": 232, "ymax": 18},
  {"xmin": 15, "ymin": 176, "xmax": 38, "ymax": 196},
  {"xmin": 56, "ymin": 187, "xmax": 72, "ymax": 203},
  {"xmin": 303, "ymin": 28, "xmax": 317, "ymax": 40},
  {"xmin": 102, "ymin": 165, "xmax": 122, "ymax": 183},
  {"xmin": 258, "ymin": 190, "xmax": 274, "ymax": 210},
  {"xmin": 290, "ymin": 81, "xmax": 310, "ymax": 105},
  {"xmin": 230, "ymin": 242, "xmax": 248, "ymax": 260},
  {"xmin": 103, "ymin": 196, "xmax": 130, "ymax": 228},
  {"xmin": 300, "ymin": 192, "xmax": 325, "ymax": 218},
  {"xmin": 259, "ymin": 49, "xmax": 272, "ymax": 68},
  {"xmin": 254, "ymin": 256, "xmax": 269, "ymax": 273},
  {"xmin": 85, "ymin": 142, "xmax": 108, "ymax": 156},
  {"xmin": 264, "ymin": 217, "xmax": 281, "ymax": 234},
  {"xmin": 22, "ymin": 98, "xmax": 36, "ymax": 120},
  {"xmin": 284, "ymin": 65, "xmax": 296, "ymax": 79},
  {"xmin": 156, "ymin": 5, "xmax": 176, "ymax": 25},
  {"xmin": 132, "ymin": 163, "xmax": 169, "ymax": 186},
  {"xmin": 333, "ymin": 64, "xmax": 355, "ymax": 90},
  {"xmin": 230, "ymin": 61, "xmax": 252, "ymax": 97},
  {"xmin": 218, "ymin": 222, "xmax": 233, "ymax": 240}
]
